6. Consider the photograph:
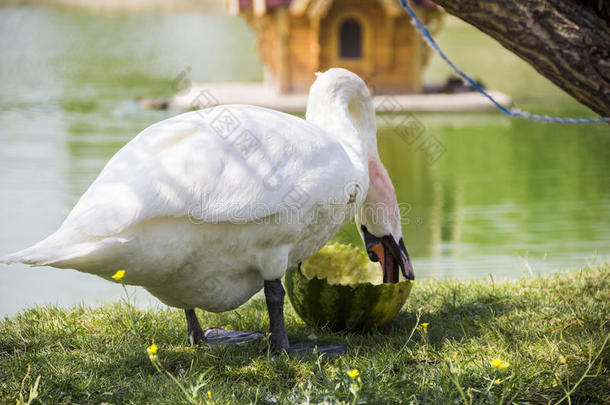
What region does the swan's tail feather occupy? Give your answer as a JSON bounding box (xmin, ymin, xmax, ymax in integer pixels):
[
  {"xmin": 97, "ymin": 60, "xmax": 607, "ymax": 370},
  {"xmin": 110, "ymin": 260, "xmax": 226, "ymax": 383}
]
[
  {"xmin": 0, "ymin": 244, "xmax": 82, "ymax": 267},
  {"xmin": 0, "ymin": 253, "xmax": 22, "ymax": 265},
  {"xmin": 0, "ymin": 234, "xmax": 127, "ymax": 268},
  {"xmin": 0, "ymin": 245, "xmax": 52, "ymax": 266}
]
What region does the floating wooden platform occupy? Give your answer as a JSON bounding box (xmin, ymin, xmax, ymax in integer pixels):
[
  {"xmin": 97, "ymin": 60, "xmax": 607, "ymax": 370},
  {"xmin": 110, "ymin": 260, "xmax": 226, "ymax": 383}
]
[{"xmin": 172, "ymin": 82, "xmax": 512, "ymax": 114}]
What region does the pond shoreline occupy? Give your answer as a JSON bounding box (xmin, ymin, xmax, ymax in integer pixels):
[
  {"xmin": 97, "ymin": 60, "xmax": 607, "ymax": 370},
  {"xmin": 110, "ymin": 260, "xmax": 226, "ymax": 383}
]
[{"xmin": 170, "ymin": 82, "xmax": 513, "ymax": 113}]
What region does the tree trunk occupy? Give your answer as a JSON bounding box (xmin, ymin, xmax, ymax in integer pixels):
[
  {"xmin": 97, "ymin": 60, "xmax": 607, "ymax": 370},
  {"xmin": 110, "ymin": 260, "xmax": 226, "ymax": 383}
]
[{"xmin": 430, "ymin": 0, "xmax": 610, "ymax": 117}]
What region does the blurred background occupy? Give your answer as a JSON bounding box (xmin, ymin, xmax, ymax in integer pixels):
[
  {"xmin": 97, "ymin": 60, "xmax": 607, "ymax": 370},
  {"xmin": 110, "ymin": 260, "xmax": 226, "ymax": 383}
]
[{"xmin": 0, "ymin": 0, "xmax": 608, "ymax": 317}]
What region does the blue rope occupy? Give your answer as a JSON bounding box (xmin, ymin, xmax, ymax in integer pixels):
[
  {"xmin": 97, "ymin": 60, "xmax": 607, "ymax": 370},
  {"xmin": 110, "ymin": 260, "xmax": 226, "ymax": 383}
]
[{"xmin": 399, "ymin": 0, "xmax": 610, "ymax": 124}]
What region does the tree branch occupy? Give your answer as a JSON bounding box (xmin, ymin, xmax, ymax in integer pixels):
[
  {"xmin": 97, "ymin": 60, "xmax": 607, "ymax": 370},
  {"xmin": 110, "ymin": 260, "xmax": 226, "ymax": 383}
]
[{"xmin": 431, "ymin": 0, "xmax": 610, "ymax": 116}]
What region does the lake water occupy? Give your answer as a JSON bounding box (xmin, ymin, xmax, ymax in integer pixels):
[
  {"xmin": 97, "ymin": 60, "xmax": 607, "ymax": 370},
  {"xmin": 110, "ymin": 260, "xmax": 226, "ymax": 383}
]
[{"xmin": 1, "ymin": 5, "xmax": 608, "ymax": 317}]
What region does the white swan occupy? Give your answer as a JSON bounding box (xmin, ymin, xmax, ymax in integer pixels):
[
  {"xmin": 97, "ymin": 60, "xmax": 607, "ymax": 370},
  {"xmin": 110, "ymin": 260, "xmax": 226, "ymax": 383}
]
[{"xmin": 1, "ymin": 68, "xmax": 413, "ymax": 353}]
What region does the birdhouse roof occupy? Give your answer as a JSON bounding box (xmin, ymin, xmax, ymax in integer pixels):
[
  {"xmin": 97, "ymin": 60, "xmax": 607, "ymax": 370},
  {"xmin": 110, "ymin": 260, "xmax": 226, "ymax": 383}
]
[{"xmin": 228, "ymin": 0, "xmax": 437, "ymax": 17}]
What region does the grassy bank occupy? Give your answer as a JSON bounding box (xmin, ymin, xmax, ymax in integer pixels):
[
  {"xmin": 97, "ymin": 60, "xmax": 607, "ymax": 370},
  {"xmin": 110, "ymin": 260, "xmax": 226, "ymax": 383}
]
[{"xmin": 1, "ymin": 266, "xmax": 608, "ymax": 404}]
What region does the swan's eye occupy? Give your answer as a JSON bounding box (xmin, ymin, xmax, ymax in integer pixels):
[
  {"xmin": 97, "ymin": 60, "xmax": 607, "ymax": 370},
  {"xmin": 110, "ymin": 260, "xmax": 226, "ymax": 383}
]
[{"xmin": 367, "ymin": 250, "xmax": 379, "ymax": 262}]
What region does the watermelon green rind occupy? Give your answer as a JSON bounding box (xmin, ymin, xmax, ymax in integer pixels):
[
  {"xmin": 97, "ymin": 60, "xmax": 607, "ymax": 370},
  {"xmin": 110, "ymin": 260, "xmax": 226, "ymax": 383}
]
[{"xmin": 284, "ymin": 244, "xmax": 413, "ymax": 331}]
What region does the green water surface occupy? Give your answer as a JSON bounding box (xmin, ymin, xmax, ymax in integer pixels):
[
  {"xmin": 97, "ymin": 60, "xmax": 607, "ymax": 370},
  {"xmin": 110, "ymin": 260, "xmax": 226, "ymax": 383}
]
[{"xmin": 0, "ymin": 6, "xmax": 608, "ymax": 316}]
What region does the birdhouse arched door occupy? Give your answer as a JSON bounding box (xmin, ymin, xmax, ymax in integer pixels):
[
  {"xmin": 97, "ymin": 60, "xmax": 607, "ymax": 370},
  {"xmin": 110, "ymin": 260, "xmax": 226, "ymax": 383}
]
[
  {"xmin": 321, "ymin": 11, "xmax": 374, "ymax": 80},
  {"xmin": 339, "ymin": 19, "xmax": 362, "ymax": 59}
]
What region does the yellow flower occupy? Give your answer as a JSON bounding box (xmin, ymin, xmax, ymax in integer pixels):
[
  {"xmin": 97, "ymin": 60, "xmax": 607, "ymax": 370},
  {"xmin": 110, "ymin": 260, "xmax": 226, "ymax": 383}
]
[
  {"xmin": 347, "ymin": 369, "xmax": 359, "ymax": 379},
  {"xmin": 147, "ymin": 344, "xmax": 158, "ymax": 357},
  {"xmin": 495, "ymin": 378, "xmax": 502, "ymax": 383},
  {"xmin": 421, "ymin": 322, "xmax": 429, "ymax": 331},
  {"xmin": 490, "ymin": 358, "xmax": 510, "ymax": 370},
  {"xmin": 112, "ymin": 270, "xmax": 125, "ymax": 281},
  {"xmin": 207, "ymin": 390, "xmax": 212, "ymax": 399}
]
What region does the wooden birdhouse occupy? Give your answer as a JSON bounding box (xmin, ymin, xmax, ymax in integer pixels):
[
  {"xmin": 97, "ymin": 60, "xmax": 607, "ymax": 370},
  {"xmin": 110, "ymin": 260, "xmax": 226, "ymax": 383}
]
[{"xmin": 226, "ymin": 0, "xmax": 444, "ymax": 94}]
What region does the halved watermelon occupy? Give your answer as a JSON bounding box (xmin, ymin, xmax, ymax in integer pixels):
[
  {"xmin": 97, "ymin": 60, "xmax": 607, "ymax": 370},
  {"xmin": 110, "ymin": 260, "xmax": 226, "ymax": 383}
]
[{"xmin": 285, "ymin": 244, "xmax": 412, "ymax": 331}]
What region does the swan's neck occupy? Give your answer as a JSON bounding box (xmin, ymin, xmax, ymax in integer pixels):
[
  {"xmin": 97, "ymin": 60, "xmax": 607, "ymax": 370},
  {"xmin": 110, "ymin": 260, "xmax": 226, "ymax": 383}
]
[
  {"xmin": 305, "ymin": 76, "xmax": 377, "ymax": 174},
  {"xmin": 359, "ymin": 156, "xmax": 401, "ymax": 237}
]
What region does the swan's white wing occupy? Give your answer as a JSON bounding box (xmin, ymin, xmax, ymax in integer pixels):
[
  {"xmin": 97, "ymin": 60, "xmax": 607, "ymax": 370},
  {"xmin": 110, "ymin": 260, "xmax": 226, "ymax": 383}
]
[{"xmin": 59, "ymin": 105, "xmax": 357, "ymax": 238}]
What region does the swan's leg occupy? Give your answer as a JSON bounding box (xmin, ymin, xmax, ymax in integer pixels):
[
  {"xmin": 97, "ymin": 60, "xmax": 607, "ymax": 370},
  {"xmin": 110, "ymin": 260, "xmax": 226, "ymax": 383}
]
[
  {"xmin": 264, "ymin": 279, "xmax": 290, "ymax": 351},
  {"xmin": 264, "ymin": 278, "xmax": 346, "ymax": 356},
  {"xmin": 185, "ymin": 309, "xmax": 205, "ymax": 345}
]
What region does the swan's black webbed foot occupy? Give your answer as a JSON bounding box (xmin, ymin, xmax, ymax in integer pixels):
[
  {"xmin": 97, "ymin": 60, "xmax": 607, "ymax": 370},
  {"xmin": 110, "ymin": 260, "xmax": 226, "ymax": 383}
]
[
  {"xmin": 202, "ymin": 327, "xmax": 264, "ymax": 346},
  {"xmin": 263, "ymin": 340, "xmax": 346, "ymax": 357},
  {"xmin": 285, "ymin": 340, "xmax": 346, "ymax": 357},
  {"xmin": 184, "ymin": 309, "xmax": 264, "ymax": 346}
]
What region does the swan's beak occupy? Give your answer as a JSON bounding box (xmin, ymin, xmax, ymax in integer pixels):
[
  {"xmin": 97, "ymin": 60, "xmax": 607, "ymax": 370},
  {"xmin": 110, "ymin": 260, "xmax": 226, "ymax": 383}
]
[{"xmin": 362, "ymin": 226, "xmax": 415, "ymax": 283}]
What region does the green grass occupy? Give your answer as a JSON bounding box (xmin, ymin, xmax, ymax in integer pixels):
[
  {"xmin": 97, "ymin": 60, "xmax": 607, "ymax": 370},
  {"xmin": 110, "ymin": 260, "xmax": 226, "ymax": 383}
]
[{"xmin": 1, "ymin": 266, "xmax": 608, "ymax": 404}]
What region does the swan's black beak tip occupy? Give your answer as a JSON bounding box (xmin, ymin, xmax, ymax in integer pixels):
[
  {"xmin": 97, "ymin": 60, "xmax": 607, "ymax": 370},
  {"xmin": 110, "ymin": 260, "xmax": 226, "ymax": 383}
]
[
  {"xmin": 399, "ymin": 238, "xmax": 415, "ymax": 281},
  {"xmin": 362, "ymin": 226, "xmax": 415, "ymax": 283}
]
